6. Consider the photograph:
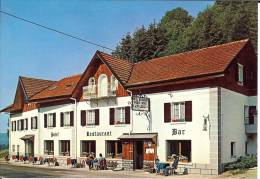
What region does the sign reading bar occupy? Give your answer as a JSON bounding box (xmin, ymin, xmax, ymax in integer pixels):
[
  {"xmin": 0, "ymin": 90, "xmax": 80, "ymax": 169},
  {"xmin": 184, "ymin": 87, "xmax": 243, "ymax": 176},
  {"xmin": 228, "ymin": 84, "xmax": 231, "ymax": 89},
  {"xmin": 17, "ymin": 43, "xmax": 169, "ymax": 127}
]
[
  {"xmin": 51, "ymin": 132, "xmax": 59, "ymax": 137},
  {"xmin": 86, "ymin": 131, "xmax": 112, "ymax": 137},
  {"xmin": 172, "ymin": 129, "xmax": 185, "ymax": 135},
  {"xmin": 132, "ymin": 95, "xmax": 150, "ymax": 111}
]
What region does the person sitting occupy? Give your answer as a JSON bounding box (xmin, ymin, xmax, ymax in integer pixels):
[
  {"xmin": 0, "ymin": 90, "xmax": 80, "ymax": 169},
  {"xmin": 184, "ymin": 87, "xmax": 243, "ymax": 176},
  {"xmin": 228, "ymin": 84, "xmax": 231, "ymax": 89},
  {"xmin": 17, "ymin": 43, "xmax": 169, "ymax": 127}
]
[
  {"xmin": 165, "ymin": 155, "xmax": 179, "ymax": 175},
  {"xmin": 93, "ymin": 153, "xmax": 106, "ymax": 170},
  {"xmin": 86, "ymin": 154, "xmax": 95, "ymax": 169},
  {"xmin": 154, "ymin": 155, "xmax": 160, "ymax": 173}
]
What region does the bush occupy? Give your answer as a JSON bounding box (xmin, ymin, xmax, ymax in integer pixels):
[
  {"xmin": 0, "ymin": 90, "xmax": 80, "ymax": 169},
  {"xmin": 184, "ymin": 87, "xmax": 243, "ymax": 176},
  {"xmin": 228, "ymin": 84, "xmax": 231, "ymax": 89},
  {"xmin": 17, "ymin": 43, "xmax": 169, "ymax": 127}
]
[
  {"xmin": 225, "ymin": 155, "xmax": 257, "ymax": 171},
  {"xmin": 0, "ymin": 149, "xmax": 9, "ymax": 159}
]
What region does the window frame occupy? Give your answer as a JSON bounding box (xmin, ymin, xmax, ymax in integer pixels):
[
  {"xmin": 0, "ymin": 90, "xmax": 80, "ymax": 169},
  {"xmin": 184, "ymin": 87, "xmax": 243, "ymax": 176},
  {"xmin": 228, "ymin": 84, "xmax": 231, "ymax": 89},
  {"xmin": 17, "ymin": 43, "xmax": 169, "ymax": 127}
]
[
  {"xmin": 81, "ymin": 140, "xmax": 96, "ymax": 157},
  {"xmin": 114, "ymin": 107, "xmax": 126, "ymax": 125},
  {"xmin": 106, "ymin": 140, "xmax": 122, "ymax": 159},
  {"xmin": 60, "ymin": 140, "xmax": 70, "ymax": 156},
  {"xmin": 86, "ymin": 110, "xmax": 96, "ymax": 126},
  {"xmin": 171, "ymin": 102, "xmax": 185, "ymax": 122},
  {"xmin": 47, "ymin": 113, "xmax": 55, "ymax": 127},
  {"xmin": 44, "ymin": 140, "xmax": 54, "ymax": 155},
  {"xmin": 32, "ymin": 116, "xmax": 37, "ymax": 129},
  {"xmin": 238, "ymin": 63, "xmax": 244, "ymax": 85}
]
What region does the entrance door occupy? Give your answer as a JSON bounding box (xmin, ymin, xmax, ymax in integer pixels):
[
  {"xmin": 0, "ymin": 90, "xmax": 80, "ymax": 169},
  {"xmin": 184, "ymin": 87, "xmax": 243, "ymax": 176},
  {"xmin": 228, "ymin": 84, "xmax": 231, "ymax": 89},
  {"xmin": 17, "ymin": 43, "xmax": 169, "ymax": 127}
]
[
  {"xmin": 25, "ymin": 140, "xmax": 34, "ymax": 156},
  {"xmin": 134, "ymin": 141, "xmax": 144, "ymax": 169}
]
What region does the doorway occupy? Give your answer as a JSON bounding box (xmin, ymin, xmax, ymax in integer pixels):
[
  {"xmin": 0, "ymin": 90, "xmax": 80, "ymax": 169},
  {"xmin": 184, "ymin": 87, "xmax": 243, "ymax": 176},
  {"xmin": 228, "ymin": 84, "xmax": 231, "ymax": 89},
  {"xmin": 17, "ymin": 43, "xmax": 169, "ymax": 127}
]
[
  {"xmin": 25, "ymin": 140, "xmax": 34, "ymax": 157},
  {"xmin": 134, "ymin": 141, "xmax": 144, "ymax": 169}
]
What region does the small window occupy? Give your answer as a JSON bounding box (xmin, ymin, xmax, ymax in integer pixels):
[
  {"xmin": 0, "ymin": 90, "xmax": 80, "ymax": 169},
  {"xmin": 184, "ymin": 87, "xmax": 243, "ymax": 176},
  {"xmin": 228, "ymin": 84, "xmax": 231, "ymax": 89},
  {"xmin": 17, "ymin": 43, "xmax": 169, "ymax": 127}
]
[
  {"xmin": 31, "ymin": 116, "xmax": 37, "ymax": 129},
  {"xmin": 88, "ymin": 77, "xmax": 95, "ymax": 86},
  {"xmin": 14, "ymin": 121, "xmax": 16, "ymax": 131},
  {"xmin": 44, "ymin": 140, "xmax": 54, "ymax": 155},
  {"xmin": 167, "ymin": 140, "xmax": 191, "ymax": 163},
  {"xmin": 48, "ymin": 113, "xmax": 55, "ymax": 127},
  {"xmin": 64, "ymin": 112, "xmax": 71, "ymax": 127},
  {"xmin": 17, "ymin": 145, "xmax": 20, "ymax": 153},
  {"xmin": 60, "ymin": 140, "xmax": 70, "ymax": 156},
  {"xmin": 231, "ymin": 142, "xmax": 236, "ymax": 157},
  {"xmin": 171, "ymin": 102, "xmax": 185, "ymax": 122},
  {"xmin": 12, "ymin": 145, "xmax": 15, "ymax": 153},
  {"xmin": 238, "ymin": 63, "xmax": 244, "ymax": 85},
  {"xmin": 81, "ymin": 140, "xmax": 96, "ymax": 157},
  {"xmin": 115, "ymin": 107, "xmax": 125, "ymax": 125},
  {"xmin": 24, "ymin": 118, "xmax": 28, "ymax": 130},
  {"xmin": 111, "ymin": 75, "xmax": 118, "ymax": 91},
  {"xmin": 87, "ymin": 110, "xmax": 96, "ymax": 125},
  {"xmin": 106, "ymin": 140, "xmax": 122, "ymax": 159}
]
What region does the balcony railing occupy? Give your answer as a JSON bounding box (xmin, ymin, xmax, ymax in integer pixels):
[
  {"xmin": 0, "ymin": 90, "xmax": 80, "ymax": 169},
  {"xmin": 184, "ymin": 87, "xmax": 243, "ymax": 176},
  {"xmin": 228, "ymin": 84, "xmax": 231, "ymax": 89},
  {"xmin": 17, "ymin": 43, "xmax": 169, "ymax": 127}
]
[
  {"xmin": 83, "ymin": 83, "xmax": 117, "ymax": 100},
  {"xmin": 245, "ymin": 116, "xmax": 257, "ymax": 134}
]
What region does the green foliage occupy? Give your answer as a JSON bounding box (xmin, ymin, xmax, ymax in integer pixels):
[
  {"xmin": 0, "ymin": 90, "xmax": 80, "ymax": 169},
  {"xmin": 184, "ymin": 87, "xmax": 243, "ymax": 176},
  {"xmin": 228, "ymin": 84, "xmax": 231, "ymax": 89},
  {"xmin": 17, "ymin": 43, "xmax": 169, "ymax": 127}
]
[
  {"xmin": 113, "ymin": 1, "xmax": 257, "ymax": 62},
  {"xmin": 225, "ymin": 155, "xmax": 257, "ymax": 171},
  {"xmin": 0, "ymin": 149, "xmax": 8, "ymax": 159}
]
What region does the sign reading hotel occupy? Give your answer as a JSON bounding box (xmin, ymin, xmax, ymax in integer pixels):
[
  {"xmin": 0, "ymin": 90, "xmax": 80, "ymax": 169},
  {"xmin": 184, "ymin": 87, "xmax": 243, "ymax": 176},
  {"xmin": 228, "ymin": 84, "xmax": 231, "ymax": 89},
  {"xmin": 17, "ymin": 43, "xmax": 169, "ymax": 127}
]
[
  {"xmin": 86, "ymin": 131, "xmax": 112, "ymax": 137},
  {"xmin": 132, "ymin": 95, "xmax": 150, "ymax": 111}
]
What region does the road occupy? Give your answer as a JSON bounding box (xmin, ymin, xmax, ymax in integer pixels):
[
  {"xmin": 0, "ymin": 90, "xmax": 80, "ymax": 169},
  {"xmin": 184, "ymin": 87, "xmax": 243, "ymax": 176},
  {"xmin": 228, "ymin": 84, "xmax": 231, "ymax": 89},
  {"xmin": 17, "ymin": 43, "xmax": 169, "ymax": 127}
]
[{"xmin": 0, "ymin": 163, "xmax": 151, "ymax": 178}]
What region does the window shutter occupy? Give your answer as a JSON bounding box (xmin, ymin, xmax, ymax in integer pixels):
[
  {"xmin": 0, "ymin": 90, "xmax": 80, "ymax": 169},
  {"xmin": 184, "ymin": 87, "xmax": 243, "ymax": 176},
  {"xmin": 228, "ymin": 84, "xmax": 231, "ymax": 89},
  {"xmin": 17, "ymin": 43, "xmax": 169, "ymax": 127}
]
[
  {"xmin": 110, "ymin": 108, "xmax": 115, "ymax": 125},
  {"xmin": 31, "ymin": 117, "xmax": 33, "ymax": 129},
  {"xmin": 81, "ymin": 110, "xmax": 86, "ymax": 126},
  {"xmin": 44, "ymin": 114, "xmax": 47, "ymax": 128},
  {"xmin": 185, "ymin": 101, "xmax": 192, "ymax": 122},
  {"xmin": 53, "ymin": 113, "xmax": 56, "ymax": 127},
  {"xmin": 249, "ymin": 106, "xmax": 256, "ymax": 124},
  {"xmin": 25, "ymin": 119, "xmax": 28, "ymax": 130},
  {"xmin": 60, "ymin": 112, "xmax": 64, "ymax": 127},
  {"xmin": 95, "ymin": 109, "xmax": 99, "ymax": 125},
  {"xmin": 21, "ymin": 120, "xmax": 24, "ymax": 130},
  {"xmin": 164, "ymin": 103, "xmax": 171, "ymax": 123},
  {"xmin": 235, "ymin": 64, "xmax": 239, "ymax": 81},
  {"xmin": 70, "ymin": 111, "xmax": 74, "ymax": 126},
  {"xmin": 35, "ymin": 117, "xmax": 38, "ymax": 129},
  {"xmin": 125, "ymin": 106, "xmax": 130, "ymax": 124}
]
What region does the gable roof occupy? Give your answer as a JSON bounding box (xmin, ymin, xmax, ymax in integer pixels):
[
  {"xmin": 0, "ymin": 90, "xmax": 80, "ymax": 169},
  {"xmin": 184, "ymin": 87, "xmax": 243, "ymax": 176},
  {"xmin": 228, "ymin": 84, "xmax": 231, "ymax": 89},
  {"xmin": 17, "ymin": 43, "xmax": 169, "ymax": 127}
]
[
  {"xmin": 97, "ymin": 51, "xmax": 133, "ymax": 85},
  {"xmin": 20, "ymin": 76, "xmax": 56, "ymax": 99},
  {"xmin": 127, "ymin": 39, "xmax": 249, "ymax": 86},
  {"xmin": 30, "ymin": 74, "xmax": 81, "ymax": 101}
]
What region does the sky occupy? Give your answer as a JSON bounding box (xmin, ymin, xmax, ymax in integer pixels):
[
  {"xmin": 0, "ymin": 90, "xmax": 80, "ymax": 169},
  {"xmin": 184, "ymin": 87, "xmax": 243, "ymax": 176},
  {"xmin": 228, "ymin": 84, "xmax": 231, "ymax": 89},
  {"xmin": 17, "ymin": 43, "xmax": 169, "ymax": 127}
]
[{"xmin": 0, "ymin": 0, "xmax": 214, "ymax": 133}]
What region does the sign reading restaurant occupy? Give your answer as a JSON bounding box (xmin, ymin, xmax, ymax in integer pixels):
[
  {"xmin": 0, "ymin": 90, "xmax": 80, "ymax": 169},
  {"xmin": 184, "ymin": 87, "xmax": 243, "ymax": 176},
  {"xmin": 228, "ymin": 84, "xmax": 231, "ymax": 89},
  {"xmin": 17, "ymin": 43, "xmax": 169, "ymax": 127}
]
[
  {"xmin": 86, "ymin": 131, "xmax": 112, "ymax": 137},
  {"xmin": 132, "ymin": 95, "xmax": 150, "ymax": 111}
]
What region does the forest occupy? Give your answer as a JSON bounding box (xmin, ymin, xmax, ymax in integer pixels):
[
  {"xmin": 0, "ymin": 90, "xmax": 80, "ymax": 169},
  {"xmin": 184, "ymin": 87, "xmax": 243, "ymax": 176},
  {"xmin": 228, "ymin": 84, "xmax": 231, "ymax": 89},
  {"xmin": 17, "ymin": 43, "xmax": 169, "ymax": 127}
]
[{"xmin": 112, "ymin": 1, "xmax": 257, "ymax": 63}]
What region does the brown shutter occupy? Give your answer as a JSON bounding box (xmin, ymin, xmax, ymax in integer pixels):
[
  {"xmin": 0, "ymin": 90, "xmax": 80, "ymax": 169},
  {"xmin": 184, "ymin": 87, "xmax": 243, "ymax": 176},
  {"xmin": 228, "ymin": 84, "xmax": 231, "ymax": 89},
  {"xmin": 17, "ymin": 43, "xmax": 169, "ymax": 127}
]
[
  {"xmin": 53, "ymin": 113, "xmax": 56, "ymax": 127},
  {"xmin": 110, "ymin": 108, "xmax": 115, "ymax": 125},
  {"xmin": 60, "ymin": 112, "xmax": 64, "ymax": 127},
  {"xmin": 70, "ymin": 111, "xmax": 74, "ymax": 126},
  {"xmin": 185, "ymin": 101, "xmax": 192, "ymax": 122},
  {"xmin": 31, "ymin": 117, "xmax": 33, "ymax": 129},
  {"xmin": 44, "ymin": 114, "xmax": 47, "ymax": 128},
  {"xmin": 235, "ymin": 63, "xmax": 239, "ymax": 81},
  {"xmin": 25, "ymin": 119, "xmax": 28, "ymax": 130},
  {"xmin": 81, "ymin": 110, "xmax": 86, "ymax": 126},
  {"xmin": 249, "ymin": 106, "xmax": 256, "ymax": 124},
  {"xmin": 164, "ymin": 103, "xmax": 171, "ymax": 123},
  {"xmin": 125, "ymin": 106, "xmax": 130, "ymax": 124},
  {"xmin": 14, "ymin": 121, "xmax": 16, "ymax": 131},
  {"xmin": 21, "ymin": 120, "xmax": 24, "ymax": 130},
  {"xmin": 95, "ymin": 109, "xmax": 99, "ymax": 125},
  {"xmin": 35, "ymin": 117, "xmax": 38, "ymax": 129}
]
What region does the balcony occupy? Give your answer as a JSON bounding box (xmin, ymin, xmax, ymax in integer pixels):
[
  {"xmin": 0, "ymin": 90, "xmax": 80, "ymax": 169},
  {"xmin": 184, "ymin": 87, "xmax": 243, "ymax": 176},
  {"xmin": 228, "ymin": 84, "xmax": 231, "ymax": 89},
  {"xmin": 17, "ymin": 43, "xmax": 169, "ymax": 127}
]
[
  {"xmin": 83, "ymin": 83, "xmax": 117, "ymax": 100},
  {"xmin": 245, "ymin": 116, "xmax": 257, "ymax": 134}
]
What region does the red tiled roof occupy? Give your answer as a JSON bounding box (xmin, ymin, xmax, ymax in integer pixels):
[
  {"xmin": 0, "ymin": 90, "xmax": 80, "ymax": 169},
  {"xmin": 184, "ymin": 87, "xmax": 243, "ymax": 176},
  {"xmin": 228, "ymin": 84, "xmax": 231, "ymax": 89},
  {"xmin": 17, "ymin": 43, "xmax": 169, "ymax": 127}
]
[
  {"xmin": 30, "ymin": 74, "xmax": 81, "ymax": 100},
  {"xmin": 127, "ymin": 39, "xmax": 249, "ymax": 86},
  {"xmin": 20, "ymin": 76, "xmax": 56, "ymax": 98},
  {"xmin": 97, "ymin": 51, "xmax": 133, "ymax": 85}
]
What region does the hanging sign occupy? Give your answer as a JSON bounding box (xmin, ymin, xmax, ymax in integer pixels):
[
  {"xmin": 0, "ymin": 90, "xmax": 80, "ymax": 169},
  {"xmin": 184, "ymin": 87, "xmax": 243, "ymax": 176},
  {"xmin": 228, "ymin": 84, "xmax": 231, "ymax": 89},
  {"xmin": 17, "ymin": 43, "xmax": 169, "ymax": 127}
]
[{"xmin": 132, "ymin": 95, "xmax": 150, "ymax": 111}]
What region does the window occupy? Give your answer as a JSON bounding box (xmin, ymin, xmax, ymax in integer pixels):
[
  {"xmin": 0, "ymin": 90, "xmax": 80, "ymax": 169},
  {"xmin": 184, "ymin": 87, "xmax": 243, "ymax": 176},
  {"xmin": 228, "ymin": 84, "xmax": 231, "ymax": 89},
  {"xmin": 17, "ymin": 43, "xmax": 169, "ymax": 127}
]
[
  {"xmin": 61, "ymin": 111, "xmax": 73, "ymax": 127},
  {"xmin": 17, "ymin": 145, "xmax": 20, "ymax": 154},
  {"xmin": 164, "ymin": 101, "xmax": 192, "ymax": 123},
  {"xmin": 31, "ymin": 116, "xmax": 37, "ymax": 129},
  {"xmin": 44, "ymin": 140, "xmax": 54, "ymax": 155},
  {"xmin": 238, "ymin": 63, "xmax": 244, "ymax": 85},
  {"xmin": 81, "ymin": 140, "xmax": 96, "ymax": 157},
  {"xmin": 167, "ymin": 140, "xmax": 191, "ymax": 163},
  {"xmin": 44, "ymin": 113, "xmax": 56, "ymax": 128},
  {"xmin": 106, "ymin": 140, "xmax": 122, "ymax": 158},
  {"xmin": 231, "ymin": 142, "xmax": 236, "ymax": 157},
  {"xmin": 98, "ymin": 74, "xmax": 108, "ymax": 97},
  {"xmin": 115, "ymin": 107, "xmax": 125, "ymax": 124},
  {"xmin": 110, "ymin": 75, "xmax": 118, "ymax": 91},
  {"xmin": 12, "ymin": 145, "xmax": 15, "ymax": 153},
  {"xmin": 110, "ymin": 107, "xmax": 130, "ymax": 125},
  {"xmin": 87, "ymin": 110, "xmax": 95, "ymax": 125},
  {"xmin": 24, "ymin": 118, "xmax": 28, "ymax": 130},
  {"xmin": 17, "ymin": 120, "xmax": 24, "ymax": 131},
  {"xmin": 88, "ymin": 77, "xmax": 95, "ymax": 86},
  {"xmin": 60, "ymin": 140, "xmax": 70, "ymax": 156},
  {"xmin": 64, "ymin": 112, "xmax": 71, "ymax": 126},
  {"xmin": 14, "ymin": 121, "xmax": 16, "ymax": 131},
  {"xmin": 245, "ymin": 141, "xmax": 248, "ymax": 155},
  {"xmin": 171, "ymin": 102, "xmax": 185, "ymax": 122}
]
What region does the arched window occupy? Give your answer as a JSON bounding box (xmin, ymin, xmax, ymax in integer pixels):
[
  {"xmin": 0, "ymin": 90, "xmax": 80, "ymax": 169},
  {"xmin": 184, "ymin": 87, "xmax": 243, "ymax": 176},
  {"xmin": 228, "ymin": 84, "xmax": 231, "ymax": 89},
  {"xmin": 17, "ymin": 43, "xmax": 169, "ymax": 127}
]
[
  {"xmin": 88, "ymin": 77, "xmax": 95, "ymax": 86},
  {"xmin": 98, "ymin": 74, "xmax": 108, "ymax": 97},
  {"xmin": 111, "ymin": 75, "xmax": 118, "ymax": 91}
]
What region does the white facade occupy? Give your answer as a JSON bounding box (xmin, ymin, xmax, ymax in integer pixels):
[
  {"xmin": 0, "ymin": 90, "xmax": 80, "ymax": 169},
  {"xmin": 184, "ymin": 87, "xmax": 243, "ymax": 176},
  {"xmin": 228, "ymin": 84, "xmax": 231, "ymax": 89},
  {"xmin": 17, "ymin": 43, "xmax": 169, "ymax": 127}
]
[{"xmin": 9, "ymin": 86, "xmax": 257, "ymax": 172}]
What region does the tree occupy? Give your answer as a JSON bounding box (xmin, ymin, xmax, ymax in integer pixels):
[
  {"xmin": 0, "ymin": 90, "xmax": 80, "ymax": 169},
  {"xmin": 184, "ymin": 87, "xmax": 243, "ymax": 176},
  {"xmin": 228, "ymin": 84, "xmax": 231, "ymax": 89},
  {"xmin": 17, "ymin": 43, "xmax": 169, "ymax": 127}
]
[{"xmin": 112, "ymin": 32, "xmax": 132, "ymax": 61}]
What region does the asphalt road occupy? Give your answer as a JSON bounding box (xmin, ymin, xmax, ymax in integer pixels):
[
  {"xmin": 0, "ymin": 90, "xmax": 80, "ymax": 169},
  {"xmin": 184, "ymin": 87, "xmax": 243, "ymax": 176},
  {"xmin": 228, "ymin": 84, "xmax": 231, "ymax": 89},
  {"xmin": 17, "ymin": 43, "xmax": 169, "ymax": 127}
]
[{"xmin": 0, "ymin": 163, "xmax": 152, "ymax": 178}]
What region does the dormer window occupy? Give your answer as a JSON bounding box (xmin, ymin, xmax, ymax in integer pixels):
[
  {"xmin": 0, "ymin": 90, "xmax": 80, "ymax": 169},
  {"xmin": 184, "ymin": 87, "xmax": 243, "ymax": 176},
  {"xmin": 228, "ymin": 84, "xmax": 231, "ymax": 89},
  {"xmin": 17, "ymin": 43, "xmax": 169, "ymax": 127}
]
[{"xmin": 238, "ymin": 63, "xmax": 243, "ymax": 85}]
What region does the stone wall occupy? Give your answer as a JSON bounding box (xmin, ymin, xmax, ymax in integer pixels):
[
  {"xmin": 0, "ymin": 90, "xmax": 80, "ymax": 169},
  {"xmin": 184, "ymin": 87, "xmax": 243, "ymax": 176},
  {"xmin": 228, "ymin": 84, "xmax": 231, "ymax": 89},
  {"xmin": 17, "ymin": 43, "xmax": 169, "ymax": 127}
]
[{"xmin": 122, "ymin": 160, "xmax": 133, "ymax": 170}]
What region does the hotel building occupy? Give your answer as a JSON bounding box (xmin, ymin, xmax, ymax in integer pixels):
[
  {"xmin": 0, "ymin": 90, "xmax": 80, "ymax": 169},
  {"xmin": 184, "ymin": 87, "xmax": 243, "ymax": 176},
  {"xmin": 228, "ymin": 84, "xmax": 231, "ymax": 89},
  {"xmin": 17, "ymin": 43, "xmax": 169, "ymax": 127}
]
[{"xmin": 1, "ymin": 39, "xmax": 257, "ymax": 175}]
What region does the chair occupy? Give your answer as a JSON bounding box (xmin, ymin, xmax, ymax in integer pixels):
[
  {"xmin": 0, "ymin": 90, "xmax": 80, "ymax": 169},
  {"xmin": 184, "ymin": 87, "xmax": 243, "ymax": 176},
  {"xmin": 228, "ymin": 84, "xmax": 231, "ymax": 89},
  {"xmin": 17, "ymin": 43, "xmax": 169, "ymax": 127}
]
[{"xmin": 167, "ymin": 157, "xmax": 179, "ymax": 175}]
